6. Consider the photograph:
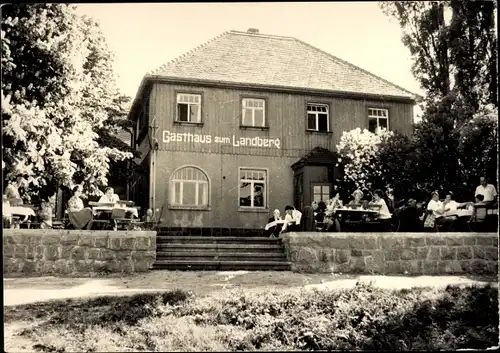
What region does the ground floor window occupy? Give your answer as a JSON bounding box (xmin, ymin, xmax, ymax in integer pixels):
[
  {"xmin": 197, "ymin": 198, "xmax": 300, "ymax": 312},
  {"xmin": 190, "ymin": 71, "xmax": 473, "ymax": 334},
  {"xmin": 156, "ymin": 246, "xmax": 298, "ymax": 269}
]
[
  {"xmin": 239, "ymin": 168, "xmax": 267, "ymax": 208},
  {"xmin": 169, "ymin": 166, "xmax": 209, "ymax": 208},
  {"xmin": 312, "ymin": 184, "xmax": 330, "ymax": 202}
]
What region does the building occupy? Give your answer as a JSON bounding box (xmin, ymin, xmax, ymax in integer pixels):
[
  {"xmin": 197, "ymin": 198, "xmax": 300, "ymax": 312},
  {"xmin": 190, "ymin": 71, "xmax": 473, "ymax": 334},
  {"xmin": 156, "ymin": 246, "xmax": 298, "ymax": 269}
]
[{"xmin": 127, "ymin": 29, "xmax": 419, "ymax": 230}]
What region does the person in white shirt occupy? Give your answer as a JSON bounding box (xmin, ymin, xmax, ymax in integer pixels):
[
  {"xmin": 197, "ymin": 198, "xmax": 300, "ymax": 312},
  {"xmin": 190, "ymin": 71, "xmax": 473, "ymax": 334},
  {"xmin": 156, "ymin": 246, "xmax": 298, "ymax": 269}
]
[
  {"xmin": 475, "ymin": 177, "xmax": 497, "ymax": 204},
  {"xmin": 280, "ymin": 205, "xmax": 302, "ymax": 234},
  {"xmin": 98, "ymin": 187, "xmax": 120, "ymax": 204},
  {"xmin": 369, "ymin": 189, "xmax": 392, "ymax": 231},
  {"xmin": 442, "ymin": 193, "xmax": 470, "ymax": 218},
  {"xmin": 426, "ymin": 191, "xmax": 454, "ymax": 231}
]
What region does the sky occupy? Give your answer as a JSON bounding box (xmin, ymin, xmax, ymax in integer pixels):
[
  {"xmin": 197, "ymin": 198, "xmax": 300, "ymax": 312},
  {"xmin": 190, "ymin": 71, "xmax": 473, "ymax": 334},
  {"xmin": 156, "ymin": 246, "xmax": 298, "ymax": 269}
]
[{"xmin": 75, "ymin": 2, "xmax": 423, "ymax": 117}]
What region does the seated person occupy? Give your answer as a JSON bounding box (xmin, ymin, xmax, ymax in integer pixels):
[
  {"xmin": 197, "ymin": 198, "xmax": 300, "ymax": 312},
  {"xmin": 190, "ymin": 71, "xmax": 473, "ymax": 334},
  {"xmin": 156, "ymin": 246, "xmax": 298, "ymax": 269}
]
[
  {"xmin": 397, "ymin": 198, "xmax": 423, "ymax": 232},
  {"xmin": 472, "ymin": 194, "xmax": 488, "ymax": 222},
  {"xmin": 38, "ymin": 199, "xmax": 53, "ymax": 229},
  {"xmin": 426, "ymin": 191, "xmax": 454, "ymax": 231},
  {"xmin": 280, "ymin": 206, "xmax": 302, "ymax": 234},
  {"xmin": 369, "ymin": 189, "xmax": 392, "ymax": 231},
  {"xmin": 442, "ymin": 193, "xmax": 470, "ymax": 218},
  {"xmin": 67, "ymin": 186, "xmax": 94, "ymax": 230},
  {"xmin": 4, "ymin": 175, "xmax": 24, "ymax": 201},
  {"xmin": 348, "ymin": 189, "xmax": 364, "ymax": 208},
  {"xmin": 98, "ymin": 187, "xmax": 120, "ymax": 204},
  {"xmin": 265, "ymin": 209, "xmax": 282, "ymax": 237},
  {"xmin": 3, "ymin": 195, "xmax": 12, "ymax": 228}
]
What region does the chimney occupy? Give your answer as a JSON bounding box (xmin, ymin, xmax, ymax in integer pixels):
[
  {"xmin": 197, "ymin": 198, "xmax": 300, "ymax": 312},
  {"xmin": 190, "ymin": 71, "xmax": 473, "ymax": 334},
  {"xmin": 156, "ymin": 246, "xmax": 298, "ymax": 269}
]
[{"xmin": 247, "ymin": 28, "xmax": 259, "ymax": 34}]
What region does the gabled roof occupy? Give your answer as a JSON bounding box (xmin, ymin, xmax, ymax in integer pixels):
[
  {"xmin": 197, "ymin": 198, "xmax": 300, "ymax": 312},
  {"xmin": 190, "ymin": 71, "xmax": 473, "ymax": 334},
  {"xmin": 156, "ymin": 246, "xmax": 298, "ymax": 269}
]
[
  {"xmin": 291, "ymin": 147, "xmax": 340, "ymax": 170},
  {"xmin": 148, "ymin": 30, "xmax": 418, "ymax": 101}
]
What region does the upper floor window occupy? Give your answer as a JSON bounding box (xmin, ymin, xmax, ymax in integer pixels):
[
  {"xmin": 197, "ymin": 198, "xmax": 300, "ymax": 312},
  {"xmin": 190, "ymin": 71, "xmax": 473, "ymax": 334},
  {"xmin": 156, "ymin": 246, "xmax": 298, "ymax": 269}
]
[
  {"xmin": 169, "ymin": 166, "xmax": 209, "ymax": 208},
  {"xmin": 368, "ymin": 108, "xmax": 389, "ymax": 133},
  {"xmin": 239, "ymin": 168, "xmax": 267, "ymax": 209},
  {"xmin": 176, "ymin": 93, "xmax": 201, "ymax": 123},
  {"xmin": 242, "ymin": 98, "xmax": 266, "ymax": 127},
  {"xmin": 307, "ymin": 103, "xmax": 329, "ymax": 132}
]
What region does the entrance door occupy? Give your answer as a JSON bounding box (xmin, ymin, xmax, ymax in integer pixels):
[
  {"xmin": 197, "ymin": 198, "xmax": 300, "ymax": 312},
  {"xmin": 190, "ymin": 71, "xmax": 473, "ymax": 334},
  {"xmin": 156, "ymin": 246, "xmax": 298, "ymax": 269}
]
[{"xmin": 312, "ymin": 183, "xmax": 331, "ymax": 203}]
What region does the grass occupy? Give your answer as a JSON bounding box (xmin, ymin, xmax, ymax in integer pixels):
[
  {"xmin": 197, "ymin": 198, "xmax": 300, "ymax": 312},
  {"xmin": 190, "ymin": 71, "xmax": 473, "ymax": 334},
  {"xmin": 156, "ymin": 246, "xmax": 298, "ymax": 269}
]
[{"xmin": 4, "ymin": 283, "xmax": 499, "ymax": 352}]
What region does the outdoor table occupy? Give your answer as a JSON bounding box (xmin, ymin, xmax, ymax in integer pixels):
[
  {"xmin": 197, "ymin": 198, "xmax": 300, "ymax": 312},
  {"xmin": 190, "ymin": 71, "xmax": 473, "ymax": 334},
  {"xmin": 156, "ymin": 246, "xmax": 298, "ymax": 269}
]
[
  {"xmin": 333, "ymin": 208, "xmax": 381, "ymax": 232},
  {"xmin": 91, "ymin": 205, "xmax": 139, "ymax": 219},
  {"xmin": 10, "ymin": 205, "xmax": 36, "ymax": 218}
]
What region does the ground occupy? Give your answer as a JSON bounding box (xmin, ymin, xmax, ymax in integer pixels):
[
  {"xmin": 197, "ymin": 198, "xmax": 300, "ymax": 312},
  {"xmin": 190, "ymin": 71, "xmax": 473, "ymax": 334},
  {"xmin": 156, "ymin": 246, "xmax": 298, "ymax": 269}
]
[{"xmin": 3, "ymin": 271, "xmax": 499, "ymax": 352}]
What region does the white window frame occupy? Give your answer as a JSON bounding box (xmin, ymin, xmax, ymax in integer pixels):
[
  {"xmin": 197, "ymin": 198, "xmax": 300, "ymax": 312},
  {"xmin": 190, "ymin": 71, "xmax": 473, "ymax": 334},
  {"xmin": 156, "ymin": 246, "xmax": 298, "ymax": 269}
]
[
  {"xmin": 238, "ymin": 167, "xmax": 268, "ymax": 209},
  {"xmin": 242, "ymin": 98, "xmax": 266, "ymax": 127},
  {"xmin": 307, "ymin": 103, "xmax": 330, "ymax": 132},
  {"xmin": 169, "ymin": 165, "xmax": 210, "ymax": 209},
  {"xmin": 176, "ymin": 93, "xmax": 202, "ymax": 123},
  {"xmin": 368, "ymin": 108, "xmax": 389, "ymax": 133},
  {"xmin": 312, "ymin": 184, "xmax": 331, "ymax": 203}
]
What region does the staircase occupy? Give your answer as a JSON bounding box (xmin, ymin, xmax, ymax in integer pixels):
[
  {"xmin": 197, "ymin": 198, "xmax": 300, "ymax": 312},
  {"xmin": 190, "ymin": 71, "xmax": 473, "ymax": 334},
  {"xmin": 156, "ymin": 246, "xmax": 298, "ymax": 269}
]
[{"xmin": 152, "ymin": 235, "xmax": 291, "ymax": 271}]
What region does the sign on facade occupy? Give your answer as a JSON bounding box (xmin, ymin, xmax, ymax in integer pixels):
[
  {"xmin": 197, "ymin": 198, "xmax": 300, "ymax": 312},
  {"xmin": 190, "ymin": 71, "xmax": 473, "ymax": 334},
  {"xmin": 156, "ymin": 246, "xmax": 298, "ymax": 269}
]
[{"xmin": 162, "ymin": 131, "xmax": 281, "ymax": 149}]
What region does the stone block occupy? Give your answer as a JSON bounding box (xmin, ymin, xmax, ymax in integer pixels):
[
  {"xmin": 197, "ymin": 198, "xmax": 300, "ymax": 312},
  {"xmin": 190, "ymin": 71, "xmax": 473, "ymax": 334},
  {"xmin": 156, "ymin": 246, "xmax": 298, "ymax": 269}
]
[
  {"xmin": 318, "ymin": 249, "xmax": 335, "ymax": 263},
  {"xmin": 351, "ymin": 249, "xmax": 363, "ymax": 257},
  {"xmin": 470, "ymin": 259, "xmax": 489, "ymax": 275},
  {"xmin": 41, "ymin": 234, "xmax": 60, "ymax": 244},
  {"xmin": 25, "ymin": 243, "xmax": 37, "ymax": 260},
  {"xmin": 486, "ymin": 261, "xmax": 498, "ymax": 275},
  {"xmin": 109, "ymin": 236, "xmax": 121, "ymax": 250},
  {"xmin": 19, "ymin": 233, "xmax": 37, "ymax": 245},
  {"xmin": 135, "ymin": 236, "xmax": 150, "ymax": 251},
  {"xmin": 3, "ymin": 234, "xmax": 15, "ymax": 245},
  {"xmin": 483, "ymin": 247, "xmax": 498, "ymax": 261},
  {"xmin": 54, "ymin": 260, "xmax": 74, "ymax": 275},
  {"xmin": 78, "ymin": 235, "xmax": 95, "ymax": 247},
  {"xmin": 405, "ymin": 236, "xmax": 426, "ymax": 248},
  {"xmin": 493, "ymin": 237, "xmax": 498, "ymax": 247},
  {"xmin": 364, "ymin": 237, "xmax": 378, "ymax": 249},
  {"xmin": 60, "ymin": 233, "xmax": 79, "ymax": 245},
  {"xmin": 100, "ymin": 249, "xmax": 117, "ymax": 261},
  {"xmin": 384, "ymin": 261, "xmax": 402, "ymax": 274},
  {"xmin": 400, "ymin": 260, "xmax": 422, "ymax": 274},
  {"xmin": 74, "ymin": 260, "xmax": 94, "ymax": 273},
  {"xmin": 416, "ymin": 248, "xmax": 429, "ymax": 260},
  {"xmin": 440, "ymin": 247, "xmax": 456, "ymax": 261},
  {"xmin": 400, "ymin": 248, "xmax": 417, "ymax": 260},
  {"xmin": 34, "ymin": 245, "xmax": 45, "ymax": 260},
  {"xmin": 335, "ymin": 249, "xmax": 349, "ymax": 264},
  {"xmin": 94, "ymin": 234, "xmax": 109, "ymax": 248},
  {"xmin": 93, "ymin": 260, "xmax": 110, "ymax": 274},
  {"xmin": 348, "ymin": 237, "xmax": 365, "ymax": 249},
  {"xmin": 456, "ymin": 247, "xmax": 473, "ymax": 260},
  {"xmin": 117, "ymin": 251, "xmax": 132, "ymax": 261},
  {"xmin": 477, "ymin": 236, "xmax": 494, "ymax": 246},
  {"xmin": 463, "ymin": 236, "xmax": 476, "ymax": 246},
  {"xmin": 347, "ymin": 256, "xmax": 366, "ymax": 273},
  {"xmin": 14, "ymin": 244, "xmax": 27, "ymax": 258},
  {"xmin": 87, "ymin": 248, "xmax": 101, "ymax": 260},
  {"xmin": 44, "ymin": 245, "xmax": 60, "ymax": 261},
  {"xmin": 121, "ymin": 237, "xmax": 136, "ymax": 251},
  {"xmin": 437, "ymin": 260, "xmax": 462, "ymax": 274},
  {"xmin": 422, "ymin": 260, "xmax": 438, "ymax": 275},
  {"xmin": 380, "ymin": 236, "xmax": 405, "ymax": 248},
  {"xmin": 428, "ymin": 247, "xmax": 440, "ymax": 260},
  {"xmin": 61, "ymin": 245, "xmax": 74, "ymax": 259},
  {"xmin": 4, "ymin": 258, "xmax": 19, "ymax": 273},
  {"xmin": 426, "ymin": 236, "xmax": 446, "ymax": 246},
  {"xmin": 122, "ymin": 260, "xmax": 135, "ymax": 273},
  {"xmin": 3, "ymin": 244, "xmax": 15, "ymax": 258},
  {"xmin": 71, "ymin": 246, "xmax": 86, "ymax": 260},
  {"xmin": 21, "ymin": 260, "xmax": 36, "ymax": 274},
  {"xmin": 325, "ymin": 236, "xmax": 350, "ymax": 249},
  {"xmin": 296, "ymin": 247, "xmax": 318, "ymax": 264},
  {"xmin": 134, "ymin": 259, "xmax": 152, "ymax": 272},
  {"xmin": 459, "ymin": 260, "xmax": 471, "ymax": 273},
  {"xmin": 444, "ymin": 236, "xmax": 464, "ymax": 246},
  {"xmin": 365, "ymin": 252, "xmax": 385, "ymax": 274},
  {"xmin": 384, "ymin": 249, "xmax": 401, "ymax": 261},
  {"xmin": 40, "ymin": 262, "xmax": 55, "ymax": 274}
]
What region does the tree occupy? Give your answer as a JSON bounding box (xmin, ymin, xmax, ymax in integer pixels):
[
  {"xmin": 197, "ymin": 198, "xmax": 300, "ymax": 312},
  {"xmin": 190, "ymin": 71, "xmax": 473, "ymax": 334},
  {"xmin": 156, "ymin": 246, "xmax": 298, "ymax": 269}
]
[
  {"xmin": 2, "ymin": 4, "xmax": 133, "ymax": 197},
  {"xmin": 379, "ymin": 0, "xmax": 498, "ymax": 116}
]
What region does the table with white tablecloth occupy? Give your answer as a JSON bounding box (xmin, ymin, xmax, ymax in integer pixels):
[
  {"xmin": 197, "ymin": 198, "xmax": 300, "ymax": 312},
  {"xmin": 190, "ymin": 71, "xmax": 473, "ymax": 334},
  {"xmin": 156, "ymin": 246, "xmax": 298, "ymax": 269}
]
[
  {"xmin": 92, "ymin": 206, "xmax": 139, "ymax": 219},
  {"xmin": 9, "ymin": 206, "xmax": 36, "ymax": 218}
]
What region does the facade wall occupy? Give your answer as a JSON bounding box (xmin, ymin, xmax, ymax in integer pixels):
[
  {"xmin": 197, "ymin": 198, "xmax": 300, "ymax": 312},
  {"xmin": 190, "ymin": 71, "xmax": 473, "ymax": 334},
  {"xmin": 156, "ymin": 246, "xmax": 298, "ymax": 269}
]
[{"xmin": 135, "ymin": 81, "xmax": 415, "ymax": 228}]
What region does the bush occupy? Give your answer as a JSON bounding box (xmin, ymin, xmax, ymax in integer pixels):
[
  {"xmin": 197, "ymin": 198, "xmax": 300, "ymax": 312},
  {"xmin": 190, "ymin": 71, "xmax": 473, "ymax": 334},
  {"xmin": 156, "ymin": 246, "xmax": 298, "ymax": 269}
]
[{"xmin": 7, "ymin": 284, "xmax": 498, "ymax": 352}]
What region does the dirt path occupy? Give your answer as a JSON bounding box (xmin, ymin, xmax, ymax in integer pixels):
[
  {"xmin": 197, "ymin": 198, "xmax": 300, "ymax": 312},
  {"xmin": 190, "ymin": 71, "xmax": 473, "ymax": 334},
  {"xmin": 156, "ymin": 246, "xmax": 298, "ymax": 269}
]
[{"xmin": 4, "ymin": 271, "xmax": 497, "ymax": 307}]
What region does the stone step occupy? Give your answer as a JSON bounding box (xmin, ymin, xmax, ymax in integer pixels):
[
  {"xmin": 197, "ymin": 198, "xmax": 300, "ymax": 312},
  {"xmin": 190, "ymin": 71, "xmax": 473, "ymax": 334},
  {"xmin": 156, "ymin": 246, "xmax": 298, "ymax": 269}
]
[
  {"xmin": 152, "ymin": 260, "xmax": 291, "ymax": 271},
  {"xmin": 156, "ymin": 243, "xmax": 285, "ymax": 251},
  {"xmin": 156, "ymin": 251, "xmax": 287, "ymax": 261},
  {"xmin": 156, "ymin": 236, "xmax": 280, "ymax": 244}
]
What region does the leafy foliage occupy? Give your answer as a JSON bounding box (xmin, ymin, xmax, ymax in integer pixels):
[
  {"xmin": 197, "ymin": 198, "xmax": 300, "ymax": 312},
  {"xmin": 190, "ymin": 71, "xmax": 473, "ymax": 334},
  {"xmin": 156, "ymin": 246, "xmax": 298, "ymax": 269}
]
[
  {"xmin": 7, "ymin": 284, "xmax": 498, "ymax": 351},
  {"xmin": 1, "ymin": 4, "xmax": 133, "ymax": 196}
]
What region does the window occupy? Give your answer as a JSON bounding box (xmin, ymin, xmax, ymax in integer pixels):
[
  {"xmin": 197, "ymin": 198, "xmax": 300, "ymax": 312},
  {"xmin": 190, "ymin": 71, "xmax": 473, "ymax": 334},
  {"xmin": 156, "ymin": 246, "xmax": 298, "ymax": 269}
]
[
  {"xmin": 169, "ymin": 166, "xmax": 209, "ymax": 208},
  {"xmin": 242, "ymin": 98, "xmax": 266, "ymax": 127},
  {"xmin": 368, "ymin": 108, "xmax": 389, "ymax": 133},
  {"xmin": 312, "ymin": 184, "xmax": 330, "ymax": 202},
  {"xmin": 239, "ymin": 168, "xmax": 267, "ymax": 208},
  {"xmin": 176, "ymin": 93, "xmax": 201, "ymax": 123},
  {"xmin": 307, "ymin": 103, "xmax": 329, "ymax": 132}
]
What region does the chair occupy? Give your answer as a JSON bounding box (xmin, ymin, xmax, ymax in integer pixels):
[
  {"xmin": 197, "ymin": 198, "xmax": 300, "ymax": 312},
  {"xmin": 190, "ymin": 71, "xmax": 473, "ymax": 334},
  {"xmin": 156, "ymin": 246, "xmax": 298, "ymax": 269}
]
[{"xmin": 468, "ymin": 204, "xmax": 489, "ymax": 232}]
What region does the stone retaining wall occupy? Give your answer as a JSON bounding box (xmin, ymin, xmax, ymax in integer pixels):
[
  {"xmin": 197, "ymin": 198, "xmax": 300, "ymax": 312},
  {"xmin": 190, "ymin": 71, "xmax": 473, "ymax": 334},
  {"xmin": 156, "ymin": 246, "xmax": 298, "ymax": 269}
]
[
  {"xmin": 282, "ymin": 232, "xmax": 498, "ymax": 275},
  {"xmin": 3, "ymin": 229, "xmax": 156, "ymax": 277}
]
